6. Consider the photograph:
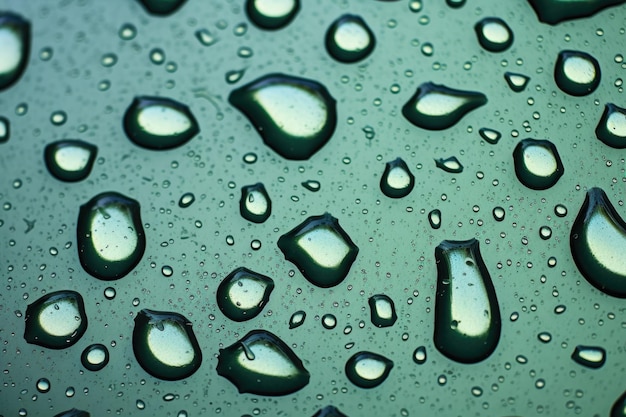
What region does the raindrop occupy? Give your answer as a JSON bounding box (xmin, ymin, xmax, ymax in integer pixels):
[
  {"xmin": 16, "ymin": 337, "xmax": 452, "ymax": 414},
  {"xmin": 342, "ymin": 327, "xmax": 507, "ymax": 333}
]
[
  {"xmin": 243, "ymin": 152, "xmax": 258, "ymax": 164},
  {"xmin": 81, "ymin": 343, "xmax": 110, "ymax": 371},
  {"xmin": 216, "ymin": 267, "xmax": 274, "ymax": 322},
  {"xmin": 0, "ymin": 116, "xmax": 9, "ymax": 143},
  {"xmin": 504, "ymin": 72, "xmax": 530, "ymax": 92},
  {"xmin": 474, "ymin": 17, "xmax": 514, "ymax": 52},
  {"xmin": 137, "ymin": 0, "xmax": 187, "ymax": 15},
  {"xmin": 428, "ymin": 209, "xmax": 442, "ymax": 229},
  {"xmin": 322, "ymin": 313, "xmax": 337, "ymax": 329},
  {"xmin": 479, "ymin": 127, "xmax": 501, "ymax": 144},
  {"xmin": 446, "ymin": 0, "xmax": 466, "ymax": 7},
  {"xmin": 345, "ymin": 351, "xmax": 393, "ymax": 389},
  {"xmin": 104, "ymin": 287, "xmax": 116, "ymax": 300},
  {"xmin": 595, "ymin": 103, "xmax": 626, "ymax": 148},
  {"xmin": 325, "ymin": 14, "xmax": 376, "ymax": 63},
  {"xmin": 527, "ymin": 0, "xmax": 625, "ymax": 24},
  {"xmin": 195, "ymin": 28, "xmax": 217, "ymax": 46},
  {"xmin": 571, "ymin": 345, "xmax": 606, "ymax": 368},
  {"xmin": 312, "ymin": 405, "xmax": 348, "ymax": 417},
  {"xmin": 554, "ymin": 50, "xmax": 601, "ymax": 96},
  {"xmin": 226, "ymin": 68, "xmax": 246, "ymax": 84},
  {"xmin": 289, "ymin": 310, "xmax": 306, "ymax": 329},
  {"xmin": 178, "ymin": 192, "xmax": 195, "ymax": 208},
  {"xmin": 246, "ymin": 0, "xmax": 300, "ymax": 30},
  {"xmin": 409, "ymin": 1, "xmax": 423, "ymax": 12},
  {"xmin": 240, "ymin": 183, "xmax": 272, "ymax": 223},
  {"xmin": 512, "ymin": 139, "xmax": 564, "ymax": 190},
  {"xmin": 493, "ymin": 206, "xmax": 505, "ymax": 221},
  {"xmin": 539, "ymin": 226, "xmax": 552, "ymax": 240},
  {"xmin": 368, "ymin": 294, "xmax": 397, "ymax": 327},
  {"xmin": 611, "ymin": 390, "xmax": 626, "ymax": 417},
  {"xmin": 50, "ymin": 111, "xmax": 67, "ymax": 125},
  {"xmin": 380, "ymin": 158, "xmax": 415, "ymax": 198},
  {"xmin": 0, "ymin": 12, "xmax": 30, "ymax": 91},
  {"xmin": 302, "ymin": 180, "xmax": 321, "ymax": 192},
  {"xmin": 555, "ymin": 204, "xmax": 568, "ymax": 217},
  {"xmin": 413, "ymin": 346, "xmax": 427, "ymax": 364},
  {"xmin": 119, "ymin": 23, "xmax": 137, "ymax": 40},
  {"xmin": 435, "ymin": 156, "xmax": 463, "ymax": 173},
  {"xmin": 44, "ymin": 140, "xmax": 98, "ymax": 182},
  {"xmin": 36, "ymin": 378, "xmax": 50, "ymax": 393},
  {"xmin": 537, "ymin": 332, "xmax": 552, "ymax": 343},
  {"xmin": 149, "ymin": 48, "xmax": 165, "ymax": 65}
]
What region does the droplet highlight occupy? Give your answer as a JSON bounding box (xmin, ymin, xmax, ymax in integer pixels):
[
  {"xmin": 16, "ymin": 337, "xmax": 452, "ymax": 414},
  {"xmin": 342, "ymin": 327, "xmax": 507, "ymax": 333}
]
[
  {"xmin": 44, "ymin": 140, "xmax": 98, "ymax": 182},
  {"xmin": 513, "ymin": 138, "xmax": 564, "ymax": 190}
]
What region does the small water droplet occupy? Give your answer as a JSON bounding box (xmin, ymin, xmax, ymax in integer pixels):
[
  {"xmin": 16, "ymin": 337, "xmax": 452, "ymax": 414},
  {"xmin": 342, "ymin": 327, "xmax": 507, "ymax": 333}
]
[
  {"xmin": 246, "ymin": 0, "xmax": 300, "ymax": 30},
  {"xmin": 161, "ymin": 265, "xmax": 173, "ymax": 277},
  {"xmin": 195, "ymin": 28, "xmax": 217, "ymax": 46},
  {"xmin": 368, "ymin": 294, "xmax": 397, "ymax": 327},
  {"xmin": 149, "ymin": 48, "xmax": 165, "ymax": 65},
  {"xmin": 302, "ymin": 180, "xmax": 321, "ymax": 192},
  {"xmin": 104, "ymin": 287, "xmax": 116, "ymax": 300},
  {"xmin": 504, "ymin": 72, "xmax": 530, "ymax": 92},
  {"xmin": 409, "ymin": 0, "xmax": 423, "ymax": 12},
  {"xmin": 380, "ymin": 157, "xmax": 415, "ymax": 198},
  {"xmin": 571, "ymin": 345, "xmax": 606, "ymax": 368},
  {"xmin": 0, "ymin": 12, "xmax": 30, "ymax": 91},
  {"xmin": 226, "ymin": 68, "xmax": 246, "ymax": 84},
  {"xmin": 178, "ymin": 192, "xmax": 195, "ymax": 208},
  {"xmin": 119, "ymin": 23, "xmax": 137, "ymax": 40},
  {"xmin": 216, "ymin": 267, "xmax": 274, "ymax": 322},
  {"xmin": 36, "ymin": 378, "xmax": 50, "ymax": 393},
  {"xmin": 555, "ymin": 204, "xmax": 568, "ymax": 217},
  {"xmin": 345, "ymin": 351, "xmax": 393, "ymax": 389},
  {"xmin": 138, "ymin": 0, "xmax": 187, "ymax": 15},
  {"xmin": 44, "ymin": 140, "xmax": 98, "ymax": 182},
  {"xmin": 50, "ymin": 110, "xmax": 67, "ymax": 125},
  {"xmin": 325, "ymin": 14, "xmax": 375, "ymax": 63},
  {"xmin": 554, "ymin": 50, "xmax": 601, "ymax": 96},
  {"xmin": 513, "ymin": 139, "xmax": 564, "ymax": 190},
  {"xmin": 322, "ymin": 313, "xmax": 337, "ymax": 329},
  {"xmin": 312, "ymin": 405, "xmax": 348, "ymax": 417},
  {"xmin": 596, "ymin": 103, "xmax": 626, "ymax": 148},
  {"xmin": 413, "ymin": 346, "xmax": 427, "ymax": 364},
  {"xmin": 428, "ymin": 209, "xmax": 442, "ymax": 229},
  {"xmin": 435, "ymin": 156, "xmax": 463, "ymax": 173},
  {"xmin": 81, "ymin": 343, "xmax": 110, "ymax": 371},
  {"xmin": 240, "ymin": 183, "xmax": 272, "ymax": 223},
  {"xmin": 474, "ymin": 17, "xmax": 513, "ymax": 52},
  {"xmin": 289, "ymin": 310, "xmax": 306, "ymax": 329},
  {"xmin": 539, "ymin": 226, "xmax": 552, "ymax": 240},
  {"xmin": 537, "ymin": 331, "xmax": 552, "ymax": 343}
]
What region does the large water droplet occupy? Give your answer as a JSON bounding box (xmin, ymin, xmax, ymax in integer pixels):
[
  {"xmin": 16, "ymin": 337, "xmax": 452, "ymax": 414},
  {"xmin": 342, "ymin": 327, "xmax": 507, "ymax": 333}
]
[
  {"xmin": 123, "ymin": 96, "xmax": 200, "ymax": 150},
  {"xmin": 24, "ymin": 290, "xmax": 88, "ymax": 349},
  {"xmin": 571, "ymin": 345, "xmax": 606, "ymax": 368},
  {"xmin": 325, "ymin": 14, "xmax": 375, "ymax": 63},
  {"xmin": 289, "ymin": 310, "xmax": 306, "ymax": 329},
  {"xmin": 81, "ymin": 343, "xmax": 110, "ymax": 371},
  {"xmin": 527, "ymin": 0, "xmax": 626, "ymax": 24},
  {"xmin": 513, "ymin": 138, "xmax": 564, "ymax": 190},
  {"xmin": 570, "ymin": 187, "xmax": 626, "ymax": 298},
  {"xmin": 137, "ymin": 0, "xmax": 187, "ymax": 15},
  {"xmin": 504, "ymin": 72, "xmax": 530, "ymax": 92},
  {"xmin": 53, "ymin": 409, "xmax": 90, "ymax": 417},
  {"xmin": 380, "ymin": 157, "xmax": 415, "ymax": 198},
  {"xmin": 132, "ymin": 309, "xmax": 202, "ymax": 381},
  {"xmin": 77, "ymin": 192, "xmax": 146, "ymax": 280},
  {"xmin": 240, "ymin": 183, "xmax": 272, "ymax": 223},
  {"xmin": 44, "ymin": 140, "xmax": 98, "ymax": 182},
  {"xmin": 478, "ymin": 127, "xmax": 501, "ymax": 144},
  {"xmin": 596, "ymin": 103, "xmax": 626, "ymax": 148},
  {"xmin": 312, "ymin": 405, "xmax": 348, "ymax": 417},
  {"xmin": 216, "ymin": 330, "xmax": 310, "ymax": 395},
  {"xmin": 216, "ymin": 267, "xmax": 274, "ymax": 322},
  {"xmin": 246, "ymin": 0, "xmax": 300, "ymax": 30},
  {"xmin": 554, "ymin": 50, "xmax": 601, "ymax": 96},
  {"xmin": 229, "ymin": 73, "xmax": 337, "ymax": 160},
  {"xmin": 435, "ymin": 156, "xmax": 463, "ymax": 173},
  {"xmin": 611, "ymin": 390, "xmax": 626, "ymax": 417},
  {"xmin": 402, "ymin": 82, "xmax": 487, "ymax": 130},
  {"xmin": 368, "ymin": 294, "xmax": 397, "ymax": 327},
  {"xmin": 0, "ymin": 12, "xmax": 30, "ymax": 91},
  {"xmin": 345, "ymin": 351, "xmax": 393, "ymax": 389},
  {"xmin": 433, "ymin": 239, "xmax": 501, "ymax": 363},
  {"xmin": 474, "ymin": 17, "xmax": 513, "ymax": 52},
  {"xmin": 278, "ymin": 213, "xmax": 359, "ymax": 288}
]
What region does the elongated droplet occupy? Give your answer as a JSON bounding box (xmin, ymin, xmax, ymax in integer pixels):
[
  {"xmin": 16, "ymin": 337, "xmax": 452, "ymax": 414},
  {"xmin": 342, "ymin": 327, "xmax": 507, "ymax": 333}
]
[
  {"xmin": 368, "ymin": 294, "xmax": 397, "ymax": 327},
  {"xmin": 345, "ymin": 351, "xmax": 393, "ymax": 389},
  {"xmin": 240, "ymin": 183, "xmax": 272, "ymax": 223},
  {"xmin": 325, "ymin": 14, "xmax": 375, "ymax": 63},
  {"xmin": 479, "ymin": 127, "xmax": 501, "ymax": 144},
  {"xmin": 278, "ymin": 213, "xmax": 359, "ymax": 288},
  {"xmin": 570, "ymin": 187, "xmax": 626, "ymax": 298},
  {"xmin": 0, "ymin": 12, "xmax": 30, "ymax": 91},
  {"xmin": 137, "ymin": 0, "xmax": 187, "ymax": 15},
  {"xmin": 413, "ymin": 346, "xmax": 427, "ymax": 364},
  {"xmin": 527, "ymin": 0, "xmax": 626, "ymax": 24},
  {"xmin": 195, "ymin": 28, "xmax": 217, "ymax": 46},
  {"xmin": 504, "ymin": 72, "xmax": 530, "ymax": 92},
  {"xmin": 24, "ymin": 290, "xmax": 88, "ymax": 349},
  {"xmin": 554, "ymin": 50, "xmax": 601, "ymax": 96},
  {"xmin": 380, "ymin": 157, "xmax": 415, "ymax": 198},
  {"xmin": 312, "ymin": 405, "xmax": 348, "ymax": 417},
  {"xmin": 302, "ymin": 180, "xmax": 321, "ymax": 192},
  {"xmin": 402, "ymin": 82, "xmax": 487, "ymax": 130},
  {"xmin": 596, "ymin": 103, "xmax": 626, "ymax": 149},
  {"xmin": 226, "ymin": 68, "xmax": 246, "ymax": 84},
  {"xmin": 178, "ymin": 192, "xmax": 195, "ymax": 208},
  {"xmin": 428, "ymin": 209, "xmax": 442, "ymax": 229},
  {"xmin": 216, "ymin": 267, "xmax": 274, "ymax": 322},
  {"xmin": 571, "ymin": 345, "xmax": 606, "ymax": 368},
  {"xmin": 123, "ymin": 96, "xmax": 200, "ymax": 150},
  {"xmin": 217, "ymin": 329, "xmax": 310, "ymax": 395},
  {"xmin": 513, "ymin": 138, "xmax": 564, "ymax": 190},
  {"xmin": 474, "ymin": 17, "xmax": 513, "ymax": 52},
  {"xmin": 81, "ymin": 343, "xmax": 110, "ymax": 371},
  {"xmin": 289, "ymin": 310, "xmax": 306, "ymax": 329},
  {"xmin": 229, "ymin": 73, "xmax": 337, "ymax": 160},
  {"xmin": 246, "ymin": 0, "xmax": 300, "ymax": 30},
  {"xmin": 133, "ymin": 309, "xmax": 202, "ymax": 381},
  {"xmin": 611, "ymin": 390, "xmax": 626, "ymax": 417},
  {"xmin": 433, "ymin": 239, "xmax": 501, "ymax": 363},
  {"xmin": 77, "ymin": 192, "xmax": 146, "ymax": 280},
  {"xmin": 44, "ymin": 140, "xmax": 98, "ymax": 182},
  {"xmin": 435, "ymin": 156, "xmax": 463, "ymax": 173},
  {"xmin": 53, "ymin": 409, "xmax": 90, "ymax": 417}
]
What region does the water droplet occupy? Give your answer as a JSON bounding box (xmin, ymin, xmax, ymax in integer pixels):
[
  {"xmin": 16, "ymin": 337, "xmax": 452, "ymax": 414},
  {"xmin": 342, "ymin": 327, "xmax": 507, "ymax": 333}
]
[
  {"xmin": 226, "ymin": 68, "xmax": 246, "ymax": 84},
  {"xmin": 132, "ymin": 309, "xmax": 202, "ymax": 381},
  {"xmin": 345, "ymin": 351, "xmax": 393, "ymax": 389},
  {"xmin": 474, "ymin": 17, "xmax": 514, "ymax": 52},
  {"xmin": 513, "ymin": 139, "xmax": 564, "ymax": 190},
  {"xmin": 123, "ymin": 96, "xmax": 200, "ymax": 150},
  {"xmin": 240, "ymin": 183, "xmax": 272, "ymax": 223},
  {"xmin": 289, "ymin": 310, "xmax": 306, "ymax": 329},
  {"xmin": 53, "ymin": 409, "xmax": 89, "ymax": 417},
  {"xmin": 217, "ymin": 329, "xmax": 310, "ymax": 395},
  {"xmin": 368, "ymin": 294, "xmax": 397, "ymax": 327},
  {"xmin": 504, "ymin": 72, "xmax": 530, "ymax": 92},
  {"xmin": 216, "ymin": 267, "xmax": 274, "ymax": 322},
  {"xmin": 0, "ymin": 116, "xmax": 10, "ymax": 143},
  {"xmin": 119, "ymin": 23, "xmax": 137, "ymax": 40},
  {"xmin": 479, "ymin": 127, "xmax": 501, "ymax": 144},
  {"xmin": 325, "ymin": 14, "xmax": 375, "ymax": 63},
  {"xmin": 446, "ymin": 0, "xmax": 466, "ymax": 7},
  {"xmin": 195, "ymin": 28, "xmax": 217, "ymax": 46},
  {"xmin": 50, "ymin": 110, "xmax": 67, "ymax": 125},
  {"xmin": 302, "ymin": 180, "xmax": 321, "ymax": 192},
  {"xmin": 137, "ymin": 0, "xmax": 187, "ymax": 15},
  {"xmin": 77, "ymin": 192, "xmax": 146, "ymax": 280},
  {"xmin": 0, "ymin": 12, "xmax": 30, "ymax": 91},
  {"xmin": 554, "ymin": 50, "xmax": 601, "ymax": 96},
  {"xmin": 36, "ymin": 378, "xmax": 50, "ymax": 393},
  {"xmin": 539, "ymin": 226, "xmax": 552, "ymax": 240},
  {"xmin": 104, "ymin": 287, "xmax": 116, "ymax": 300},
  {"xmin": 428, "ymin": 209, "xmax": 442, "ymax": 229},
  {"xmin": 435, "ymin": 156, "xmax": 463, "ymax": 173},
  {"xmin": 380, "ymin": 157, "xmax": 415, "ymax": 198},
  {"xmin": 312, "ymin": 405, "xmax": 348, "ymax": 417},
  {"xmin": 402, "ymin": 82, "xmax": 487, "ymax": 130},
  {"xmin": 322, "ymin": 313, "xmax": 337, "ymax": 329},
  {"xmin": 64, "ymin": 387, "xmax": 75, "ymax": 398},
  {"xmin": 149, "ymin": 48, "xmax": 165, "ymax": 65},
  {"xmin": 178, "ymin": 192, "xmax": 195, "ymax": 208},
  {"xmin": 278, "ymin": 213, "xmax": 359, "ymax": 288},
  {"xmin": 413, "ymin": 346, "xmax": 427, "ymax": 364},
  {"xmin": 24, "ymin": 290, "xmax": 88, "ymax": 349},
  {"xmin": 571, "ymin": 345, "xmax": 606, "ymax": 368},
  {"xmin": 229, "ymin": 73, "xmax": 337, "ymax": 160},
  {"xmin": 81, "ymin": 343, "xmax": 110, "ymax": 371},
  {"xmin": 409, "ymin": 0, "xmax": 423, "ymax": 12},
  {"xmin": 44, "ymin": 140, "xmax": 98, "ymax": 182},
  {"xmin": 555, "ymin": 204, "xmax": 568, "ymax": 217},
  {"xmin": 246, "ymin": 0, "xmax": 300, "ymax": 30},
  {"xmin": 433, "ymin": 239, "xmax": 501, "ymax": 363},
  {"xmin": 611, "ymin": 390, "xmax": 626, "ymax": 417},
  {"xmin": 492, "ymin": 206, "xmax": 505, "ymax": 221},
  {"xmin": 570, "ymin": 187, "xmax": 626, "ymax": 298},
  {"xmin": 527, "ymin": 0, "xmax": 625, "ymax": 24},
  {"xmin": 596, "ymin": 103, "xmax": 626, "ymax": 148},
  {"xmin": 537, "ymin": 331, "xmax": 552, "ymax": 343}
]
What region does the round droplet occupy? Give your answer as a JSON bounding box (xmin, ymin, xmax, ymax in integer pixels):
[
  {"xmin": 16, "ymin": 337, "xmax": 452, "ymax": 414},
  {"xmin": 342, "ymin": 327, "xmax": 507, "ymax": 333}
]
[
  {"xmin": 555, "ymin": 204, "xmax": 568, "ymax": 217},
  {"xmin": 413, "ymin": 346, "xmax": 427, "ymax": 364},
  {"xmin": 493, "ymin": 206, "xmax": 505, "ymax": 221},
  {"xmin": 504, "ymin": 72, "xmax": 530, "ymax": 92},
  {"xmin": 240, "ymin": 183, "xmax": 272, "ymax": 223},
  {"xmin": 554, "ymin": 50, "xmax": 601, "ymax": 96},
  {"xmin": 539, "ymin": 226, "xmax": 552, "ymax": 240},
  {"xmin": 216, "ymin": 267, "xmax": 275, "ymax": 322},
  {"xmin": 36, "ymin": 378, "xmax": 50, "ymax": 393},
  {"xmin": 479, "ymin": 127, "xmax": 502, "ymax": 144},
  {"xmin": 345, "ymin": 351, "xmax": 393, "ymax": 389},
  {"xmin": 474, "ymin": 17, "xmax": 514, "ymax": 52},
  {"xmin": 0, "ymin": 116, "xmax": 10, "ymax": 143},
  {"xmin": 322, "ymin": 313, "xmax": 337, "ymax": 329},
  {"xmin": 571, "ymin": 345, "xmax": 606, "ymax": 368},
  {"xmin": 50, "ymin": 111, "xmax": 67, "ymax": 125},
  {"xmin": 512, "ymin": 139, "xmax": 564, "ymax": 190},
  {"xmin": 178, "ymin": 192, "xmax": 195, "ymax": 208},
  {"xmin": 104, "ymin": 287, "xmax": 116, "ymax": 300},
  {"xmin": 325, "ymin": 14, "xmax": 375, "ymax": 63},
  {"xmin": 368, "ymin": 294, "xmax": 397, "ymax": 327},
  {"xmin": 596, "ymin": 103, "xmax": 626, "ymax": 148},
  {"xmin": 289, "ymin": 310, "xmax": 306, "ymax": 329},
  {"xmin": 119, "ymin": 23, "xmax": 137, "ymax": 40},
  {"xmin": 0, "ymin": 12, "xmax": 30, "ymax": 91},
  {"xmin": 81, "ymin": 343, "xmax": 110, "ymax": 371},
  {"xmin": 421, "ymin": 43, "xmax": 434, "ymax": 57},
  {"xmin": 137, "ymin": 0, "xmax": 187, "ymax": 15},
  {"xmin": 246, "ymin": 0, "xmax": 300, "ymax": 30},
  {"xmin": 537, "ymin": 332, "xmax": 552, "ymax": 343},
  {"xmin": 161, "ymin": 265, "xmax": 173, "ymax": 277},
  {"xmin": 435, "ymin": 156, "xmax": 463, "ymax": 173},
  {"xmin": 428, "ymin": 209, "xmax": 442, "ymax": 229},
  {"xmin": 44, "ymin": 140, "xmax": 98, "ymax": 182},
  {"xmin": 302, "ymin": 180, "xmax": 321, "ymax": 192},
  {"xmin": 380, "ymin": 157, "xmax": 415, "ymax": 198}
]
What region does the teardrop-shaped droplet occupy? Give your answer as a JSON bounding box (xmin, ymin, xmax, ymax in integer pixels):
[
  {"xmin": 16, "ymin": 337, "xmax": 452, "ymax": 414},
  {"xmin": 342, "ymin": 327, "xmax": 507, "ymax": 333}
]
[
  {"xmin": 479, "ymin": 127, "xmax": 501, "ymax": 144},
  {"xmin": 312, "ymin": 405, "xmax": 348, "ymax": 417},
  {"xmin": 289, "ymin": 310, "xmax": 306, "ymax": 329},
  {"xmin": 302, "ymin": 180, "xmax": 321, "ymax": 192},
  {"xmin": 81, "ymin": 343, "xmax": 110, "ymax": 371},
  {"xmin": 123, "ymin": 96, "xmax": 200, "ymax": 150},
  {"xmin": 611, "ymin": 390, "xmax": 626, "ymax": 417},
  {"xmin": 53, "ymin": 409, "xmax": 90, "ymax": 417},
  {"xmin": 246, "ymin": 0, "xmax": 300, "ymax": 30},
  {"xmin": 493, "ymin": 206, "xmax": 506, "ymax": 221},
  {"xmin": 216, "ymin": 267, "xmax": 275, "ymax": 322},
  {"xmin": 24, "ymin": 290, "xmax": 88, "ymax": 349},
  {"xmin": 240, "ymin": 183, "xmax": 272, "ymax": 223},
  {"xmin": 137, "ymin": 0, "xmax": 187, "ymax": 15},
  {"xmin": 570, "ymin": 188, "xmax": 626, "ymax": 298},
  {"xmin": 504, "ymin": 72, "xmax": 530, "ymax": 92},
  {"xmin": 178, "ymin": 192, "xmax": 195, "ymax": 208},
  {"xmin": 226, "ymin": 68, "xmax": 246, "ymax": 84},
  {"xmin": 77, "ymin": 192, "xmax": 146, "ymax": 280},
  {"xmin": 554, "ymin": 50, "xmax": 601, "ymax": 96},
  {"xmin": 474, "ymin": 17, "xmax": 513, "ymax": 52},
  {"xmin": 345, "ymin": 351, "xmax": 393, "ymax": 389},
  {"xmin": 44, "ymin": 140, "xmax": 98, "ymax": 182},
  {"xmin": 229, "ymin": 73, "xmax": 337, "ymax": 160},
  {"xmin": 571, "ymin": 345, "xmax": 606, "ymax": 368},
  {"xmin": 428, "ymin": 209, "xmax": 442, "ymax": 229},
  {"xmin": 433, "ymin": 239, "xmax": 501, "ymax": 363},
  {"xmin": 596, "ymin": 103, "xmax": 626, "ymax": 149},
  {"xmin": 0, "ymin": 12, "xmax": 30, "ymax": 91},
  {"xmin": 527, "ymin": 0, "xmax": 626, "ymax": 24},
  {"xmin": 368, "ymin": 294, "xmax": 397, "ymax": 327},
  {"xmin": 435, "ymin": 156, "xmax": 463, "ymax": 173},
  {"xmin": 413, "ymin": 346, "xmax": 427, "ymax": 364},
  {"xmin": 513, "ymin": 138, "xmax": 564, "ymax": 190},
  {"xmin": 402, "ymin": 82, "xmax": 487, "ymax": 130},
  {"xmin": 380, "ymin": 157, "xmax": 415, "ymax": 198},
  {"xmin": 325, "ymin": 14, "xmax": 375, "ymax": 63},
  {"xmin": 216, "ymin": 329, "xmax": 310, "ymax": 395},
  {"xmin": 195, "ymin": 28, "xmax": 217, "ymax": 46},
  {"xmin": 132, "ymin": 309, "xmax": 202, "ymax": 381},
  {"xmin": 278, "ymin": 213, "xmax": 359, "ymax": 288}
]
